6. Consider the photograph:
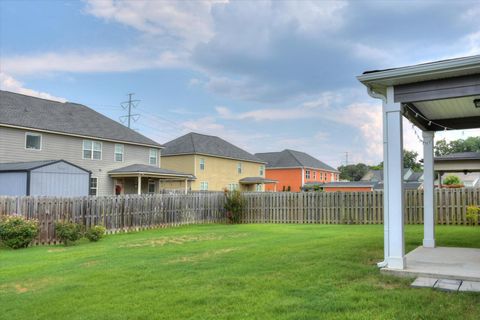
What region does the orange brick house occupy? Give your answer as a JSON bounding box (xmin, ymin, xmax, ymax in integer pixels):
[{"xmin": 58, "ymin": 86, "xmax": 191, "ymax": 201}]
[{"xmin": 255, "ymin": 149, "xmax": 339, "ymax": 192}]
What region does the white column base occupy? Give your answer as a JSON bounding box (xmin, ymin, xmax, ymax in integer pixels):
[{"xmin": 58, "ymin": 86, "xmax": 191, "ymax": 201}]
[
  {"xmin": 387, "ymin": 256, "xmax": 406, "ymax": 270},
  {"xmin": 423, "ymin": 239, "xmax": 436, "ymax": 248}
]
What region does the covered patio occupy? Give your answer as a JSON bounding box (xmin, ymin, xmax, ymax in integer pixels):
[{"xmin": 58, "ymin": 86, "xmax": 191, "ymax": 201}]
[
  {"xmin": 239, "ymin": 177, "xmax": 278, "ymax": 192},
  {"xmin": 108, "ymin": 164, "xmax": 195, "ymax": 195},
  {"xmin": 357, "ymin": 55, "xmax": 480, "ymax": 280}
]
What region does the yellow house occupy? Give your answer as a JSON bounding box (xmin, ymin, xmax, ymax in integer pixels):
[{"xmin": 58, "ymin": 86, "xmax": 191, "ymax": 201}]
[{"xmin": 161, "ymin": 132, "xmax": 276, "ymax": 192}]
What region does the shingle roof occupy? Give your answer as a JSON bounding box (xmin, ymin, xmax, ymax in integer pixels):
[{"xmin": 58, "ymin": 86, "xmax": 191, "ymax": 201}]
[
  {"xmin": 435, "ymin": 152, "xmax": 480, "ymax": 161},
  {"xmin": 162, "ymin": 132, "xmax": 265, "ymax": 163},
  {"xmin": 239, "ymin": 177, "xmax": 277, "ymax": 184},
  {"xmin": 320, "ymin": 181, "xmax": 375, "ymax": 188},
  {"xmin": 0, "ymin": 90, "xmax": 162, "ymax": 147},
  {"xmin": 255, "ymin": 149, "xmax": 338, "ymax": 172},
  {"xmin": 108, "ymin": 164, "xmax": 194, "ymax": 178},
  {"xmin": 0, "ymin": 160, "xmax": 90, "ymax": 172}
]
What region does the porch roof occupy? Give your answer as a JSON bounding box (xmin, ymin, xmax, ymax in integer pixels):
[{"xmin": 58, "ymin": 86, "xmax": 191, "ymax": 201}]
[
  {"xmin": 357, "ymin": 55, "xmax": 480, "ymax": 131},
  {"xmin": 108, "ymin": 164, "xmax": 195, "ymax": 180},
  {"xmin": 239, "ymin": 177, "xmax": 277, "ymax": 185}
]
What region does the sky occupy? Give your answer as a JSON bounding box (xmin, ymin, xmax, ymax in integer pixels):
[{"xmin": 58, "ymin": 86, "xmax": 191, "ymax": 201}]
[{"xmin": 1, "ymin": 0, "xmax": 479, "ymax": 168}]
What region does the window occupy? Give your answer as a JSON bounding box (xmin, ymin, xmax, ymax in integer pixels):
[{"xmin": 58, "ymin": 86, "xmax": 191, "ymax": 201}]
[
  {"xmin": 25, "ymin": 132, "xmax": 42, "ymax": 150},
  {"xmin": 83, "ymin": 140, "xmax": 102, "ymax": 160},
  {"xmin": 228, "ymin": 183, "xmax": 239, "ymax": 191},
  {"xmin": 237, "ymin": 162, "xmax": 242, "ymax": 174},
  {"xmin": 259, "ymin": 165, "xmax": 265, "ymax": 176},
  {"xmin": 200, "ymin": 181, "xmax": 209, "ymax": 191},
  {"xmin": 320, "ymin": 172, "xmax": 323, "ymax": 181},
  {"xmin": 89, "ymin": 177, "xmax": 98, "ymax": 196},
  {"xmin": 149, "ymin": 149, "xmax": 158, "ymax": 165},
  {"xmin": 148, "ymin": 180, "xmax": 155, "ymax": 194},
  {"xmin": 256, "ymin": 184, "xmax": 262, "ymax": 192},
  {"xmin": 199, "ymin": 158, "xmax": 205, "ymax": 171},
  {"xmin": 313, "ymin": 171, "xmax": 316, "ymax": 180},
  {"xmin": 114, "ymin": 144, "xmax": 124, "ymax": 162},
  {"xmin": 305, "ymin": 170, "xmax": 311, "ymax": 179}
]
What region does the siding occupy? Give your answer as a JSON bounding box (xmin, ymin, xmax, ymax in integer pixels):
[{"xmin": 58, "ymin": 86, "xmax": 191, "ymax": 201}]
[
  {"xmin": 0, "ymin": 172, "xmax": 27, "ymax": 196},
  {"xmin": 265, "ymin": 168, "xmax": 303, "ymax": 192},
  {"xmin": 0, "ymin": 126, "xmax": 161, "ymax": 196},
  {"xmin": 30, "ymin": 161, "xmax": 89, "ymax": 196}
]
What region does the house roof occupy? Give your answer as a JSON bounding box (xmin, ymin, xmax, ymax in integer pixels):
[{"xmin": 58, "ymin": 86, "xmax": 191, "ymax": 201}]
[
  {"xmin": 108, "ymin": 164, "xmax": 194, "ymax": 179},
  {"xmin": 0, "ymin": 160, "xmax": 90, "ymax": 173},
  {"xmin": 255, "ymin": 149, "xmax": 339, "ymax": 172},
  {"xmin": 0, "ymin": 90, "xmax": 162, "ymax": 148},
  {"xmin": 162, "ymin": 132, "xmax": 265, "ymax": 163},
  {"xmin": 435, "ymin": 152, "xmax": 480, "ymax": 161}
]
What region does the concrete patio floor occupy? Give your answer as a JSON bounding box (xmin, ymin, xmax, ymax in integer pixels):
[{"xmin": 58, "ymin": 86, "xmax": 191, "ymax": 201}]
[{"xmin": 381, "ymin": 247, "xmax": 480, "ymax": 281}]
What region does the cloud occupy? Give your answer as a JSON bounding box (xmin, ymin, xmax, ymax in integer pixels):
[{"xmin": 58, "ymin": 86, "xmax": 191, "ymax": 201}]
[
  {"xmin": 1, "ymin": 51, "xmax": 184, "ymax": 76},
  {"xmin": 0, "ymin": 73, "xmax": 66, "ymax": 102}
]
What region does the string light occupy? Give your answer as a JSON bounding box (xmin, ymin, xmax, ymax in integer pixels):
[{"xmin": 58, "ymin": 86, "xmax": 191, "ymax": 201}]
[{"xmin": 404, "ymin": 104, "xmax": 454, "ymax": 132}]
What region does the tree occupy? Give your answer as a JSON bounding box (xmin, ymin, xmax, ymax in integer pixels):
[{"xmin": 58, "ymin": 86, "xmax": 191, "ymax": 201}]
[
  {"xmin": 435, "ymin": 137, "xmax": 480, "ymax": 156},
  {"xmin": 369, "ymin": 150, "xmax": 422, "ymax": 172},
  {"xmin": 338, "ymin": 163, "xmax": 369, "ymax": 181}
]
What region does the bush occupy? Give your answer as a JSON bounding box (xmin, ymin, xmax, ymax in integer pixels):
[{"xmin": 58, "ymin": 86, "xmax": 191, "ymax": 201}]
[
  {"xmin": 55, "ymin": 221, "xmax": 83, "ymax": 245},
  {"xmin": 0, "ymin": 215, "xmax": 39, "ymax": 249},
  {"xmin": 85, "ymin": 225, "xmax": 106, "ymax": 242},
  {"xmin": 443, "ymin": 175, "xmax": 461, "ymax": 186},
  {"xmin": 466, "ymin": 206, "xmax": 479, "ymax": 226},
  {"xmin": 224, "ymin": 189, "xmax": 245, "ymax": 224}
]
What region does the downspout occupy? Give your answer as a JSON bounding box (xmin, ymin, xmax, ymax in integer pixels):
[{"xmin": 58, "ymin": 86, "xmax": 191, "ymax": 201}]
[{"xmin": 367, "ymin": 86, "xmax": 389, "ymax": 268}]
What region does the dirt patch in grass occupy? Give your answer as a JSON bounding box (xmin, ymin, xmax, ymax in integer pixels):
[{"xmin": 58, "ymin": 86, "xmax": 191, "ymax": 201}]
[
  {"xmin": 47, "ymin": 248, "xmax": 66, "ymax": 253},
  {"xmin": 167, "ymin": 248, "xmax": 239, "ymax": 264},
  {"xmin": 81, "ymin": 260, "xmax": 101, "ymax": 268},
  {"xmin": 1, "ymin": 277, "xmax": 60, "ymax": 294},
  {"xmin": 119, "ymin": 233, "xmax": 248, "ymax": 249}
]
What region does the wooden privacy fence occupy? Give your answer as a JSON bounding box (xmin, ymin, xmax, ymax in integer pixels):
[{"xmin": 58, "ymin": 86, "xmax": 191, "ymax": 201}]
[
  {"xmin": 241, "ymin": 189, "xmax": 480, "ymax": 225},
  {"xmin": 0, "ymin": 193, "xmax": 226, "ymax": 244},
  {"xmin": 0, "ymin": 189, "xmax": 479, "ymax": 244}
]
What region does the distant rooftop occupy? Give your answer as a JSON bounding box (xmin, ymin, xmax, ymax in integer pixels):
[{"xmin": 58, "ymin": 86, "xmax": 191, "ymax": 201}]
[
  {"xmin": 255, "ymin": 149, "xmax": 338, "ymax": 172},
  {"xmin": 162, "ymin": 132, "xmax": 264, "ymax": 163},
  {"xmin": 435, "ymin": 152, "xmax": 480, "ymax": 161}
]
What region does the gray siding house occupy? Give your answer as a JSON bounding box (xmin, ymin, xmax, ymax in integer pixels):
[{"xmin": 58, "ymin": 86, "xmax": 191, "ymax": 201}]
[{"xmin": 0, "ymin": 90, "xmax": 193, "ymax": 196}]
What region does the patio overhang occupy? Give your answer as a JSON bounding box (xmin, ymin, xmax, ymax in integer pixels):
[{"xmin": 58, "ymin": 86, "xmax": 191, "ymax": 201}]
[
  {"xmin": 239, "ymin": 177, "xmax": 278, "ymax": 185},
  {"xmin": 358, "ymin": 55, "xmax": 480, "ymax": 274}
]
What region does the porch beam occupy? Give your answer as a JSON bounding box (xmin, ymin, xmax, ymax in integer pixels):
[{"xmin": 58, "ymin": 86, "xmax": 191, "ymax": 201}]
[
  {"xmin": 422, "ymin": 131, "xmax": 436, "ymax": 248},
  {"xmin": 384, "ymin": 86, "xmax": 406, "ymax": 270}
]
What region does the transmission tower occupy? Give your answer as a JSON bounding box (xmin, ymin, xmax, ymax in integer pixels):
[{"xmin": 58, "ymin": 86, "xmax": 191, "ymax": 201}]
[{"xmin": 120, "ymin": 93, "xmax": 140, "ymax": 128}]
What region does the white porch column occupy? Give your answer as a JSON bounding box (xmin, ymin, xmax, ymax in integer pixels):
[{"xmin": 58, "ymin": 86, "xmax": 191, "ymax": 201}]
[
  {"xmin": 137, "ymin": 175, "xmax": 142, "ymax": 195},
  {"xmin": 383, "ymin": 86, "xmax": 406, "ymax": 269},
  {"xmin": 184, "ymin": 179, "xmax": 188, "ymax": 195},
  {"xmin": 422, "ymin": 131, "xmax": 436, "ymax": 248}
]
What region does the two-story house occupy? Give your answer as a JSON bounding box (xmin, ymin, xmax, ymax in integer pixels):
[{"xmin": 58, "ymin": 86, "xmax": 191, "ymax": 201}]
[
  {"xmin": 255, "ymin": 149, "xmax": 339, "ymax": 192},
  {"xmin": 161, "ymin": 132, "xmax": 275, "ymax": 191},
  {"xmin": 0, "ymin": 91, "xmax": 193, "ymax": 196}
]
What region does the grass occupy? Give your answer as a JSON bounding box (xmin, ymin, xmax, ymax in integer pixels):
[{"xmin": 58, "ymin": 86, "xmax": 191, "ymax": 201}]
[{"xmin": 1, "ymin": 224, "xmax": 479, "ymax": 320}]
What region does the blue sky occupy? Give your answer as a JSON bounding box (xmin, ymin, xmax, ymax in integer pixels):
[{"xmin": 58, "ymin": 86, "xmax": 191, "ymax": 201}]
[{"xmin": 1, "ymin": 0, "xmax": 479, "ymax": 167}]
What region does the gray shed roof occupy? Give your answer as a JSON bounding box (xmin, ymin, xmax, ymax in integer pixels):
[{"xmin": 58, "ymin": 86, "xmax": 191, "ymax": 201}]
[
  {"xmin": 108, "ymin": 164, "xmax": 194, "ymax": 178},
  {"xmin": 239, "ymin": 177, "xmax": 277, "ymax": 184},
  {"xmin": 162, "ymin": 132, "xmax": 265, "ymax": 163},
  {"xmin": 0, "ymin": 90, "xmax": 162, "ymax": 148},
  {"xmin": 0, "ymin": 160, "xmax": 90, "ymax": 173},
  {"xmin": 255, "ymin": 149, "xmax": 338, "ymax": 172},
  {"xmin": 435, "ymin": 152, "xmax": 480, "ymax": 161}
]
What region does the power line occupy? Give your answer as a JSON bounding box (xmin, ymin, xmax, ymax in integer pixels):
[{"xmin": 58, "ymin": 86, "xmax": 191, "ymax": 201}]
[{"xmin": 120, "ymin": 93, "xmax": 140, "ymax": 128}]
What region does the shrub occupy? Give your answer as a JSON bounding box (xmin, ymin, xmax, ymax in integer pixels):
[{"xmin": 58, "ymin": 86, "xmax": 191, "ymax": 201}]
[
  {"xmin": 85, "ymin": 225, "xmax": 106, "ymax": 242},
  {"xmin": 55, "ymin": 221, "xmax": 83, "ymax": 245},
  {"xmin": 0, "ymin": 215, "xmax": 39, "ymax": 249},
  {"xmin": 224, "ymin": 189, "xmax": 245, "ymax": 224},
  {"xmin": 466, "ymin": 206, "xmax": 479, "ymax": 226},
  {"xmin": 443, "ymin": 175, "xmax": 461, "ymax": 186}
]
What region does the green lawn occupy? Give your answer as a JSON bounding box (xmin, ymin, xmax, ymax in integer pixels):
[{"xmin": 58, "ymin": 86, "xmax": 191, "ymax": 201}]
[{"xmin": 1, "ymin": 224, "xmax": 479, "ymax": 320}]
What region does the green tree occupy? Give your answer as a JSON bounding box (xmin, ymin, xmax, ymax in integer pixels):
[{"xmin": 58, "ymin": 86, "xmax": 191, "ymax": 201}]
[
  {"xmin": 435, "ymin": 137, "xmax": 480, "ymax": 156},
  {"xmin": 369, "ymin": 150, "xmax": 422, "ymax": 172},
  {"xmin": 337, "ymin": 163, "xmax": 369, "ymax": 181}
]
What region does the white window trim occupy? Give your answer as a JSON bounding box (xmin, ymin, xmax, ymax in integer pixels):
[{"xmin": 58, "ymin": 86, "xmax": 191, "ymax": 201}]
[
  {"xmin": 306, "ymin": 170, "xmax": 311, "ymax": 179},
  {"xmin": 148, "ymin": 180, "xmax": 156, "ymax": 194},
  {"xmin": 259, "ymin": 165, "xmax": 265, "ymax": 176},
  {"xmin": 200, "ymin": 158, "xmax": 205, "ymax": 171},
  {"xmin": 200, "ymin": 181, "xmax": 209, "ymax": 191},
  {"xmin": 114, "ymin": 144, "xmax": 124, "ymax": 162},
  {"xmin": 149, "ymin": 148, "xmax": 158, "ymax": 166},
  {"xmin": 82, "ymin": 139, "xmax": 103, "ymax": 160},
  {"xmin": 25, "ymin": 132, "xmax": 42, "ymax": 151},
  {"xmin": 89, "ymin": 177, "xmax": 98, "ymax": 196},
  {"xmin": 237, "ymin": 162, "xmax": 242, "ymax": 174}
]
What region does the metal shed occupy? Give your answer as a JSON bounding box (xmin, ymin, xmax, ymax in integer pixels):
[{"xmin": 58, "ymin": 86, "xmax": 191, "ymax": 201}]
[{"xmin": 0, "ymin": 160, "xmax": 90, "ymax": 196}]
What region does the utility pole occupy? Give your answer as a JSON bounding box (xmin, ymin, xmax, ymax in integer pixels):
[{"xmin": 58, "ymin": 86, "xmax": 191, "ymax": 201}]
[{"xmin": 120, "ymin": 93, "xmax": 140, "ymax": 128}]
